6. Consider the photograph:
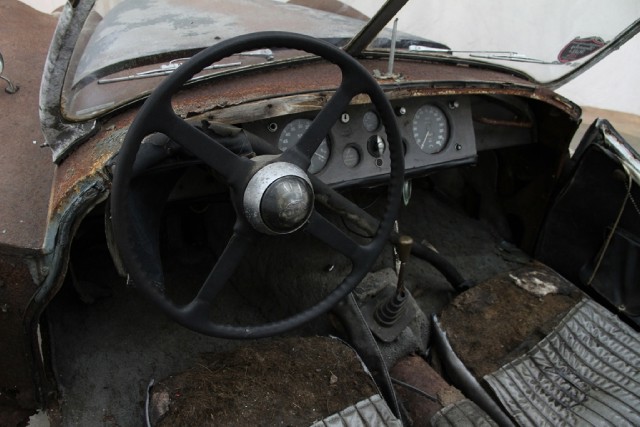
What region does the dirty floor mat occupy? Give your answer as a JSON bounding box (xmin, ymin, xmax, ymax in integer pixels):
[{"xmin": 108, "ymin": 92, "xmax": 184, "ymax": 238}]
[
  {"xmin": 439, "ymin": 264, "xmax": 582, "ymax": 378},
  {"xmin": 149, "ymin": 336, "xmax": 381, "ymax": 426},
  {"xmin": 485, "ymin": 298, "xmax": 640, "ymax": 426}
]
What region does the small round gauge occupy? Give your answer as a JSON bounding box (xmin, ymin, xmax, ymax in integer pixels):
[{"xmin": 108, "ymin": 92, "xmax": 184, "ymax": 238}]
[
  {"xmin": 412, "ymin": 105, "xmax": 449, "ymax": 154},
  {"xmin": 362, "ymin": 110, "xmax": 380, "ymax": 132},
  {"xmin": 342, "ymin": 145, "xmax": 361, "ymax": 168},
  {"xmin": 278, "ymin": 118, "xmax": 330, "ymax": 174}
]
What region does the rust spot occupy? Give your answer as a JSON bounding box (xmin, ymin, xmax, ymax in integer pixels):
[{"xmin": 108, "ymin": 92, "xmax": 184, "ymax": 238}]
[{"xmin": 391, "ymin": 354, "xmax": 465, "ymax": 424}]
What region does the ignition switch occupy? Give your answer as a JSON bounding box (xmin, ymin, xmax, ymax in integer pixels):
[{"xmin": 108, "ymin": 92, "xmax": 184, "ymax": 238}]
[{"xmin": 367, "ymin": 135, "xmax": 386, "ymax": 158}]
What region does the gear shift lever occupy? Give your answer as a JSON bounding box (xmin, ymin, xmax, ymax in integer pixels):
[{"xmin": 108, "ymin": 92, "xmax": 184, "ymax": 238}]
[
  {"xmin": 375, "ymin": 235, "xmax": 413, "ymax": 327},
  {"xmin": 395, "ymin": 235, "xmax": 413, "ymax": 295}
]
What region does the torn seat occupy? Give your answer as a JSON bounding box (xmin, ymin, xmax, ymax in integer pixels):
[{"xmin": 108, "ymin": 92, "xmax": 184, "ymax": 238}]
[{"xmin": 434, "ymin": 264, "xmax": 640, "ymax": 426}]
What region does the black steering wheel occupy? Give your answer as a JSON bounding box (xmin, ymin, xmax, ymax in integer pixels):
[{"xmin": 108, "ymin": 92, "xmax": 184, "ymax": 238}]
[{"xmin": 111, "ymin": 32, "xmax": 404, "ymax": 339}]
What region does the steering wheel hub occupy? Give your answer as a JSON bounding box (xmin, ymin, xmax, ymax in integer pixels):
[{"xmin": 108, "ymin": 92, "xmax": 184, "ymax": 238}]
[{"xmin": 243, "ymin": 162, "xmax": 313, "ymax": 234}]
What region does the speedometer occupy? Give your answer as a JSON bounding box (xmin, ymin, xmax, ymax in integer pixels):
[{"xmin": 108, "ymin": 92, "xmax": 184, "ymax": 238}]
[
  {"xmin": 278, "ymin": 118, "xmax": 330, "ymax": 174},
  {"xmin": 412, "ymin": 105, "xmax": 449, "ymax": 154}
]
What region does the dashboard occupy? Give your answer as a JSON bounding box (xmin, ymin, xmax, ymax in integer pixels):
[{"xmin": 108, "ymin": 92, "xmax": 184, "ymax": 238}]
[{"xmin": 242, "ymin": 96, "xmax": 477, "ymax": 188}]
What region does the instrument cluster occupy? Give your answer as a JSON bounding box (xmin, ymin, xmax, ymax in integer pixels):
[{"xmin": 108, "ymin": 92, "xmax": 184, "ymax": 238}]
[{"xmin": 242, "ymin": 96, "xmax": 477, "ymax": 187}]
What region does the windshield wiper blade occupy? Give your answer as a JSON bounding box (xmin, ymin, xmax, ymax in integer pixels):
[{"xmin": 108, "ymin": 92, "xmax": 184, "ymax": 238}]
[
  {"xmin": 469, "ymin": 52, "xmax": 559, "ymax": 64},
  {"xmin": 97, "ymin": 48, "xmax": 277, "ymax": 84},
  {"xmin": 408, "ymin": 46, "xmax": 561, "ymax": 64},
  {"xmin": 98, "ymin": 59, "xmax": 242, "ymax": 84}
]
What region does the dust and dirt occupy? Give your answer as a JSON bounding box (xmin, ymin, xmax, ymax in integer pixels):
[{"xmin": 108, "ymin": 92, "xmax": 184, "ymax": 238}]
[
  {"xmin": 439, "ymin": 265, "xmax": 582, "ymax": 378},
  {"xmin": 149, "ymin": 336, "xmax": 378, "ymax": 426}
]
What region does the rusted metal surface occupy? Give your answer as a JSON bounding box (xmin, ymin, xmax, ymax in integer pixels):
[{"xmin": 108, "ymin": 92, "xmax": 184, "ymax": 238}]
[
  {"xmin": 47, "ymin": 129, "xmax": 120, "ymax": 222},
  {"xmin": 390, "ymin": 354, "xmax": 465, "ymax": 425},
  {"xmin": 0, "ymin": 1, "xmax": 57, "ymax": 253}
]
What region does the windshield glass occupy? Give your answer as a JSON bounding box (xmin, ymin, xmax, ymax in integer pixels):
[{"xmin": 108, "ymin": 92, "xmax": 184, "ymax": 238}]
[
  {"xmin": 376, "ymin": 0, "xmax": 640, "ymax": 82},
  {"xmin": 63, "ymin": 0, "xmax": 640, "ymax": 120},
  {"xmin": 64, "ymin": 0, "xmax": 387, "ymax": 119}
]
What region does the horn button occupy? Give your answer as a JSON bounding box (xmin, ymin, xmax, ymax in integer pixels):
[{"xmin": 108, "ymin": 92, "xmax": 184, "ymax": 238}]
[{"xmin": 243, "ymin": 162, "xmax": 314, "ymax": 234}]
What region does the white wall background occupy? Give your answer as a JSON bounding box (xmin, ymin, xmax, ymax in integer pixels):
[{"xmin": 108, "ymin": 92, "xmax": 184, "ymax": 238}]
[{"xmin": 20, "ymin": 0, "xmax": 640, "ymax": 115}]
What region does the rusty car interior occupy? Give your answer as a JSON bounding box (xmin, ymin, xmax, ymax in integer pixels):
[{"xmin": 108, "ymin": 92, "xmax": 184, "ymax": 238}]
[{"xmin": 1, "ymin": 1, "xmax": 640, "ymax": 426}]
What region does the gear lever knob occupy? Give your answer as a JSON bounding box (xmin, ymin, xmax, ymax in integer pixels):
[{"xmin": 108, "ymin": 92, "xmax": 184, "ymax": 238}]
[{"xmin": 397, "ymin": 235, "xmax": 413, "ymax": 263}]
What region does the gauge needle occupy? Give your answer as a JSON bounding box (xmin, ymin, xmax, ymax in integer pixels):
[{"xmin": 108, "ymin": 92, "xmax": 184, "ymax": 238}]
[{"xmin": 422, "ymin": 130, "xmax": 431, "ymax": 147}]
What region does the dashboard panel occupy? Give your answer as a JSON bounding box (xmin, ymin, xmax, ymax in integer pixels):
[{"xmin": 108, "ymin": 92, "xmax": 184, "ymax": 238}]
[{"xmin": 242, "ymin": 96, "xmax": 477, "ymax": 187}]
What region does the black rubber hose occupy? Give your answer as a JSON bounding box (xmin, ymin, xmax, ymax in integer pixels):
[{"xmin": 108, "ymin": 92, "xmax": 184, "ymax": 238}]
[
  {"xmin": 399, "ymin": 237, "xmax": 472, "ymax": 292},
  {"xmin": 431, "ymin": 315, "xmax": 516, "ymax": 426}
]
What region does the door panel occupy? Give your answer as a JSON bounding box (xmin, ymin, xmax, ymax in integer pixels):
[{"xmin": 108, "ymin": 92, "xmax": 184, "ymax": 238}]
[{"xmin": 536, "ymin": 119, "xmax": 640, "ymax": 325}]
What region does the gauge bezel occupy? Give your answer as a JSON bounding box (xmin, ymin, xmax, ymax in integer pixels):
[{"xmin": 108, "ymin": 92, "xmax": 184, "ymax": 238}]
[
  {"xmin": 277, "ymin": 117, "xmax": 331, "ymax": 174},
  {"xmin": 342, "ymin": 144, "xmax": 361, "ymax": 168},
  {"xmin": 362, "ymin": 110, "xmax": 381, "ymax": 133},
  {"xmin": 411, "ymin": 104, "xmax": 451, "ymax": 155}
]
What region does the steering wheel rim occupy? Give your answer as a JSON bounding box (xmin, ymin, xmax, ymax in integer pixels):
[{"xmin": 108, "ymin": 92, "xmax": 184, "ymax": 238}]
[{"xmin": 111, "ymin": 31, "xmax": 404, "ymax": 339}]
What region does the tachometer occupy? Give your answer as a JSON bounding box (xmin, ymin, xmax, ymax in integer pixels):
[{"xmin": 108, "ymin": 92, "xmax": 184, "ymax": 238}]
[
  {"xmin": 278, "ymin": 118, "xmax": 330, "ymax": 174},
  {"xmin": 412, "ymin": 105, "xmax": 449, "ymax": 154}
]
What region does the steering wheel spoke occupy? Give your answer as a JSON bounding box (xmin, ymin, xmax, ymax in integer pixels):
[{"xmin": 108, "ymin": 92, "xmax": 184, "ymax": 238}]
[
  {"xmin": 306, "ymin": 211, "xmax": 371, "ymax": 262},
  {"xmin": 161, "ymin": 113, "xmax": 251, "ymax": 183},
  {"xmin": 185, "ymin": 230, "xmax": 255, "ymax": 313}
]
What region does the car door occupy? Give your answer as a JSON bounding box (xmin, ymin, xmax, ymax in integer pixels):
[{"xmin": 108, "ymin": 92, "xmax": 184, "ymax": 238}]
[{"xmin": 536, "ymin": 119, "xmax": 640, "ymax": 326}]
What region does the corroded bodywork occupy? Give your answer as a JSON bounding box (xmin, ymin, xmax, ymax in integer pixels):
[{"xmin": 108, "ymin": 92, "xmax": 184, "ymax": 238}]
[{"xmin": 2, "ymin": 0, "xmax": 640, "ymax": 425}]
